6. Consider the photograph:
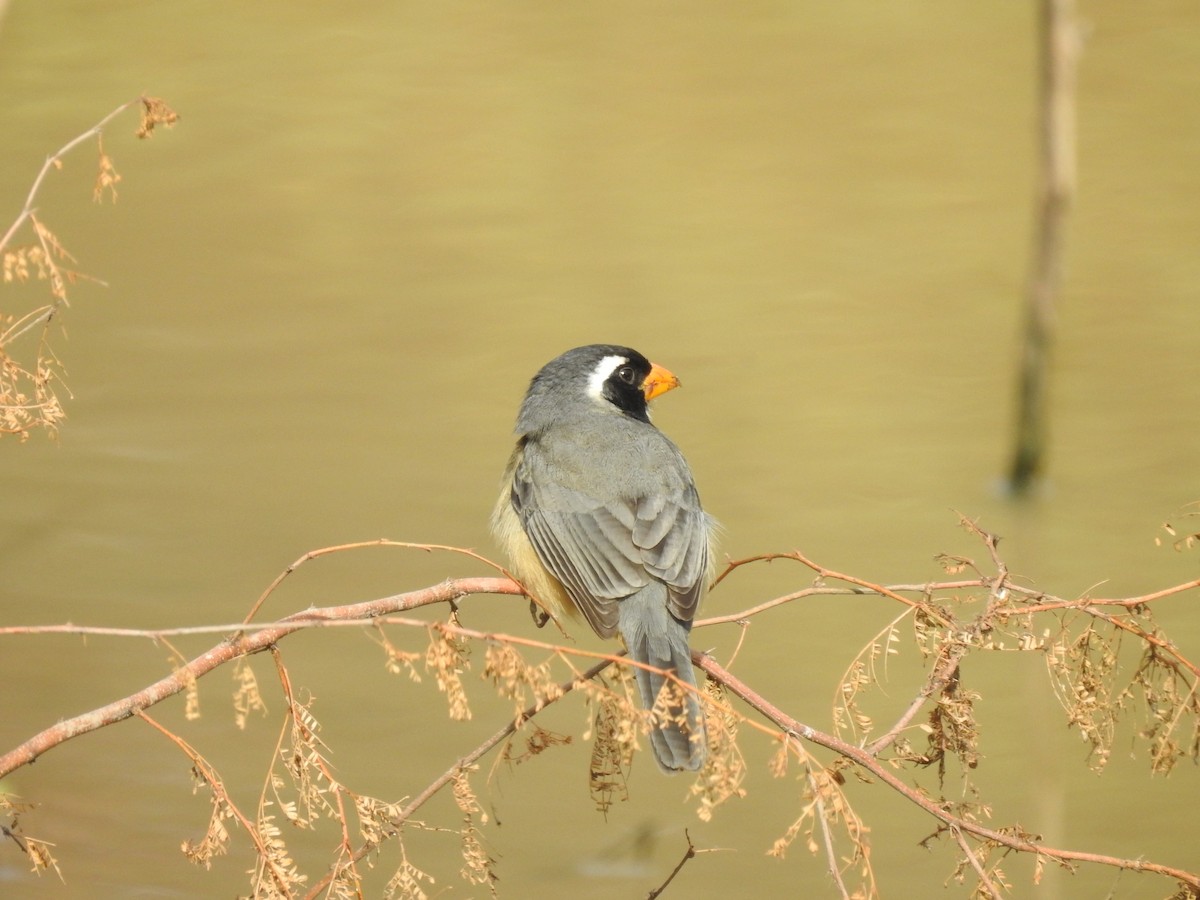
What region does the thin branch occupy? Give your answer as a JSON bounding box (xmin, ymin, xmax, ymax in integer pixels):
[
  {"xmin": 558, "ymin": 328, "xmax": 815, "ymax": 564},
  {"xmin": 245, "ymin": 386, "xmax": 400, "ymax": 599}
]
[
  {"xmin": 303, "ymin": 657, "xmax": 614, "ymax": 899},
  {"xmin": 865, "ymin": 660, "xmax": 956, "ymax": 758},
  {"xmin": 7, "ymin": 568, "xmax": 1195, "ymax": 642},
  {"xmin": 137, "ymin": 709, "xmax": 293, "ymax": 895},
  {"xmin": 243, "ymin": 539, "xmax": 519, "ymax": 624},
  {"xmin": 1019, "ymin": 578, "xmax": 1200, "ymax": 614},
  {"xmin": 698, "ymin": 585, "xmax": 874, "ymax": 627},
  {"xmin": 951, "ymin": 825, "xmax": 1004, "ymax": 900},
  {"xmin": 692, "ymin": 651, "xmax": 1200, "ymax": 892},
  {"xmin": 808, "ymin": 768, "xmax": 852, "ymax": 900},
  {"xmin": 647, "ymin": 829, "xmax": 697, "ymax": 899},
  {"xmin": 0, "ymin": 99, "xmax": 135, "ymax": 257},
  {"xmin": 0, "ymin": 576, "xmax": 522, "ymax": 779}
]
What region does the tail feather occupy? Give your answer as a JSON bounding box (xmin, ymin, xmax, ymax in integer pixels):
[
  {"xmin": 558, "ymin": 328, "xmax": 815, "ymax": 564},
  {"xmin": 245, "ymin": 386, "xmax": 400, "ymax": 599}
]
[{"xmin": 618, "ymin": 585, "xmax": 706, "ymax": 772}]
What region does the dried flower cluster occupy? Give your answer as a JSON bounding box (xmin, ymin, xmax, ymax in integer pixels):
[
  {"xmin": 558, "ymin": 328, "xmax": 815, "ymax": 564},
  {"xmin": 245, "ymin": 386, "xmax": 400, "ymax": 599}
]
[
  {"xmin": 587, "ymin": 678, "xmax": 637, "ymax": 814},
  {"xmin": 425, "ymin": 620, "xmax": 472, "ymax": 721},
  {"xmin": 689, "ymin": 678, "xmax": 748, "ymax": 822},
  {"xmin": 0, "ymin": 794, "xmax": 61, "ymax": 880},
  {"xmin": 1, "ymin": 96, "xmax": 177, "ymax": 439}
]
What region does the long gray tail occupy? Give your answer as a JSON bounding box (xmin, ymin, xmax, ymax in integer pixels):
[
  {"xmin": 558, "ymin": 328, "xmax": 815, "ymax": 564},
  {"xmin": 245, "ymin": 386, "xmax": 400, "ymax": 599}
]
[{"xmin": 618, "ymin": 585, "xmax": 706, "ymax": 772}]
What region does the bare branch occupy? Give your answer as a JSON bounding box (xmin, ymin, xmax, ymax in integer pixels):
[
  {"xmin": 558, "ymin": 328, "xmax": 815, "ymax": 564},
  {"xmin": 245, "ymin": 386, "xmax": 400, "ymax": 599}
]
[
  {"xmin": 647, "ymin": 829, "xmax": 697, "ymax": 899},
  {"xmin": 692, "ymin": 651, "xmax": 1200, "ymax": 892},
  {"xmin": 303, "ymin": 656, "xmax": 614, "ymax": 899},
  {"xmin": 951, "ymin": 825, "xmax": 1004, "ymax": 900},
  {"xmin": 0, "ymin": 576, "xmax": 521, "ymax": 779}
]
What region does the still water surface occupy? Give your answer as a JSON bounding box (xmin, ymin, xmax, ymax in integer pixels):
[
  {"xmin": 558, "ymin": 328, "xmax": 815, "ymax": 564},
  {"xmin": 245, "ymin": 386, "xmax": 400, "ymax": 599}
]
[{"xmin": 2, "ymin": 2, "xmax": 1198, "ymax": 897}]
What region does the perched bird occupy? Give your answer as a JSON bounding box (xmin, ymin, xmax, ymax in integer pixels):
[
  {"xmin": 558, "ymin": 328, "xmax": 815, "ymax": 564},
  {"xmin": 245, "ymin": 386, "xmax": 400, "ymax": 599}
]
[{"xmin": 492, "ymin": 344, "xmax": 713, "ymax": 772}]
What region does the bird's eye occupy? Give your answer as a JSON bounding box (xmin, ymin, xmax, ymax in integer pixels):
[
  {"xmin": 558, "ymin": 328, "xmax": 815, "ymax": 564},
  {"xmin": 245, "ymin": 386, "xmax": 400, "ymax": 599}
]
[{"xmin": 616, "ymin": 364, "xmax": 638, "ymax": 386}]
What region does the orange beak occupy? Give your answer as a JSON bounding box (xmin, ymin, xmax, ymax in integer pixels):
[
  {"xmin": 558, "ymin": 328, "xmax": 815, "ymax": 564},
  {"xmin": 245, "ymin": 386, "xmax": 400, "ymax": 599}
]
[{"xmin": 641, "ymin": 362, "xmax": 681, "ymax": 401}]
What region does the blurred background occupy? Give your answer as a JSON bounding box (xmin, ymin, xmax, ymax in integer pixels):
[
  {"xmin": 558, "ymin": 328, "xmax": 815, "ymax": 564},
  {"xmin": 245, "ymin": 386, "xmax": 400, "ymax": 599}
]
[{"xmin": 1, "ymin": 1, "xmax": 1198, "ymax": 897}]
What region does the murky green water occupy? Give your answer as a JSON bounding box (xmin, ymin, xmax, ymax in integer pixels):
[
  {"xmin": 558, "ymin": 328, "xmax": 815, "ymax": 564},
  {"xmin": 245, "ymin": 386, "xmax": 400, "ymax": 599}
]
[{"xmin": 2, "ymin": 2, "xmax": 1198, "ymax": 897}]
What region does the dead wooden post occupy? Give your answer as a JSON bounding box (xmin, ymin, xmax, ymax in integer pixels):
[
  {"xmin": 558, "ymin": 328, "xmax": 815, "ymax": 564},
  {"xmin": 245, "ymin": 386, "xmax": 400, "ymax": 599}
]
[{"xmin": 1008, "ymin": 0, "xmax": 1080, "ymax": 494}]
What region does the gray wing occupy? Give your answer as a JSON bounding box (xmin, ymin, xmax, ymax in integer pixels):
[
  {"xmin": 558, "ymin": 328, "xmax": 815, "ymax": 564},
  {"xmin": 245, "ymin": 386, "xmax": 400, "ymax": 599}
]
[
  {"xmin": 631, "ymin": 486, "xmax": 709, "ymax": 623},
  {"xmin": 511, "ymin": 439, "xmax": 709, "ymax": 638}
]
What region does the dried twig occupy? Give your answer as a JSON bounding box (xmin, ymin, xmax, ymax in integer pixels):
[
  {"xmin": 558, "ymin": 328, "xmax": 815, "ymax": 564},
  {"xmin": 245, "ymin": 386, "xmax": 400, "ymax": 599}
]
[
  {"xmin": 951, "ymin": 825, "xmax": 1004, "ymax": 900},
  {"xmin": 647, "ymin": 829, "xmax": 698, "ymax": 899},
  {"xmin": 2, "ymin": 95, "xmax": 177, "ymax": 438},
  {"xmin": 692, "ymin": 651, "xmax": 1200, "ymax": 892},
  {"xmin": 303, "ymin": 657, "xmax": 613, "ymax": 899},
  {"xmin": 0, "ymin": 576, "xmax": 522, "ymax": 779}
]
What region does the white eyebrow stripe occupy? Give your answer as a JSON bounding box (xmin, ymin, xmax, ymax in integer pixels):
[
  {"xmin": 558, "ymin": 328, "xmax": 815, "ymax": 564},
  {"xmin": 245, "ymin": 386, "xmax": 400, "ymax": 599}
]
[{"xmin": 586, "ymin": 355, "xmax": 628, "ymax": 402}]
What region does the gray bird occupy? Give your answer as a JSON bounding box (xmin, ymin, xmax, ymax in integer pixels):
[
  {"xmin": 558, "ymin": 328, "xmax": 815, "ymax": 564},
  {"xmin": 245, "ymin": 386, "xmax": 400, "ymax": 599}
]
[{"xmin": 492, "ymin": 344, "xmax": 714, "ymax": 772}]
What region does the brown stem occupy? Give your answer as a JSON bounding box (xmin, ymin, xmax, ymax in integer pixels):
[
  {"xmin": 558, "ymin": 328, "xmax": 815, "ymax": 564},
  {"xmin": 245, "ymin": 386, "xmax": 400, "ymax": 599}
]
[
  {"xmin": 692, "ymin": 651, "xmax": 1200, "ymax": 891},
  {"xmin": 303, "ymin": 657, "xmax": 614, "ymax": 899},
  {"xmin": 0, "ymin": 576, "xmax": 521, "ymax": 779},
  {"xmin": 647, "ymin": 830, "xmax": 697, "ymax": 899}
]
